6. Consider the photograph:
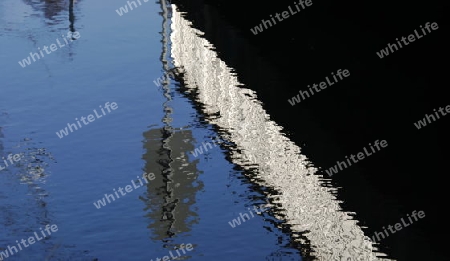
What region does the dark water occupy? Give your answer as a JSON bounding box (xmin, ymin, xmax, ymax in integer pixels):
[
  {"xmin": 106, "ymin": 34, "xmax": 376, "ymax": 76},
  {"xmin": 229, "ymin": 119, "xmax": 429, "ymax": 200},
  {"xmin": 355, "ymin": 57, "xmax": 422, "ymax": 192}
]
[
  {"xmin": 0, "ymin": 0, "xmax": 302, "ymax": 260},
  {"xmin": 170, "ymin": 0, "xmax": 448, "ymax": 260}
]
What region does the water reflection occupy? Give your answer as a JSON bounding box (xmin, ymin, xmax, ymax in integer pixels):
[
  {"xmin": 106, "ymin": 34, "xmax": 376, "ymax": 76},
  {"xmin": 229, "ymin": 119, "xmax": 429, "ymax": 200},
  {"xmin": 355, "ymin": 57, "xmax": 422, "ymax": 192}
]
[
  {"xmin": 141, "ymin": 128, "xmax": 203, "ymax": 243},
  {"xmin": 138, "ymin": 0, "xmax": 203, "ymax": 254},
  {"xmin": 69, "ymin": 0, "xmax": 76, "ymax": 36},
  {"xmin": 0, "ymin": 115, "xmax": 56, "ymax": 259},
  {"xmin": 0, "ymin": 112, "xmax": 96, "ymax": 260},
  {"xmin": 22, "ymin": 0, "xmax": 78, "ymax": 26},
  {"xmin": 17, "ymin": 0, "xmax": 80, "ymax": 64},
  {"xmin": 169, "ymin": 4, "xmax": 391, "ymax": 260}
]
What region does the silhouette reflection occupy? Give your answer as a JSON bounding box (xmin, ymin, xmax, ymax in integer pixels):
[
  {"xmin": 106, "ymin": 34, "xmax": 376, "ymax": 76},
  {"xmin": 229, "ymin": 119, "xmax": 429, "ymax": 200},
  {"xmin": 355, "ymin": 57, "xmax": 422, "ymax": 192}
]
[{"xmin": 140, "ymin": 128, "xmax": 203, "ymax": 242}]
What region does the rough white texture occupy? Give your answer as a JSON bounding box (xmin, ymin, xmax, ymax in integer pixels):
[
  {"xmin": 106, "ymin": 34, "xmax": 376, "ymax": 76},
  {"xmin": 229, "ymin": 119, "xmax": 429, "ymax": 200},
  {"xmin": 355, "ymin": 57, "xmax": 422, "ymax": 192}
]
[{"xmin": 171, "ymin": 5, "xmax": 390, "ymax": 260}]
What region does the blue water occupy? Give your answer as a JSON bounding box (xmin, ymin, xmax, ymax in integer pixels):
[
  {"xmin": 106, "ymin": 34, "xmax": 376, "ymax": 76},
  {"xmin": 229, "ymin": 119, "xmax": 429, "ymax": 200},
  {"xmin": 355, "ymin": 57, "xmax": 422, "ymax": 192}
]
[{"xmin": 0, "ymin": 0, "xmax": 302, "ymax": 260}]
